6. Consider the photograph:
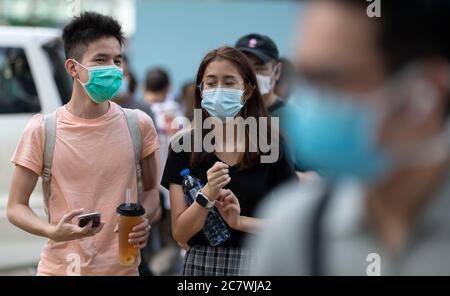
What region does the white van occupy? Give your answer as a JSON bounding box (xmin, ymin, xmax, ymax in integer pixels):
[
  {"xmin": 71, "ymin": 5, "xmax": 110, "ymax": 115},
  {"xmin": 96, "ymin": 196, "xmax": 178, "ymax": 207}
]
[{"xmin": 0, "ymin": 26, "xmax": 72, "ymax": 271}]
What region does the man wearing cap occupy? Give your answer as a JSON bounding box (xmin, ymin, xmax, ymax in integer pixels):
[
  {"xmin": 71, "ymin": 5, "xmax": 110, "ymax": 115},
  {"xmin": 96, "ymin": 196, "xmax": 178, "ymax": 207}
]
[
  {"xmin": 235, "ymin": 33, "xmax": 285, "ymax": 116},
  {"xmin": 236, "ymin": 33, "xmax": 319, "ymax": 179}
]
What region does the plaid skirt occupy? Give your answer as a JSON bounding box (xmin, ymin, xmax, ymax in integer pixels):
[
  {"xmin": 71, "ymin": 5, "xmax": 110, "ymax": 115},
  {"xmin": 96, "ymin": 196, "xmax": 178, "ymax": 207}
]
[{"xmin": 181, "ymin": 245, "xmax": 253, "ymax": 276}]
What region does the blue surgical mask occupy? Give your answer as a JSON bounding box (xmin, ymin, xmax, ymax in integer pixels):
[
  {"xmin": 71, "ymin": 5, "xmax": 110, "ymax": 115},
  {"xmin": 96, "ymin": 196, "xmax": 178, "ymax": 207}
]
[
  {"xmin": 73, "ymin": 59, "xmax": 123, "ymax": 103},
  {"xmin": 281, "ymin": 64, "xmax": 447, "ymax": 183},
  {"xmin": 281, "ymin": 83, "xmax": 390, "ymax": 182},
  {"xmin": 201, "ymin": 88, "xmax": 245, "ymax": 121}
]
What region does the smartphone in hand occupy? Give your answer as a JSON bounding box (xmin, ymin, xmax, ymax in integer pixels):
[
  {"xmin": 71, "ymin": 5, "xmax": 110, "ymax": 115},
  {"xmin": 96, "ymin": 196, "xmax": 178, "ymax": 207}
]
[{"xmin": 77, "ymin": 212, "xmax": 101, "ymax": 228}]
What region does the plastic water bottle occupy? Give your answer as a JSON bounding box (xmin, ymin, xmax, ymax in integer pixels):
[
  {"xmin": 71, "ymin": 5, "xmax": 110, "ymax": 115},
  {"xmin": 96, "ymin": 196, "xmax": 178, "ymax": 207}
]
[{"xmin": 180, "ymin": 168, "xmax": 230, "ymax": 246}]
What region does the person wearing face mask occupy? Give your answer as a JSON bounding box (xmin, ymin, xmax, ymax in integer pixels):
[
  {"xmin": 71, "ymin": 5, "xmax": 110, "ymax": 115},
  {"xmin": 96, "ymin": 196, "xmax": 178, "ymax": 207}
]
[
  {"xmin": 161, "ymin": 46, "xmax": 297, "ymax": 276},
  {"xmin": 236, "ymin": 34, "xmax": 320, "ymax": 181},
  {"xmin": 249, "ymin": 0, "xmax": 450, "ymax": 276},
  {"xmin": 235, "ymin": 33, "xmax": 285, "ymax": 117},
  {"xmin": 7, "ymin": 12, "xmax": 161, "ymax": 276}
]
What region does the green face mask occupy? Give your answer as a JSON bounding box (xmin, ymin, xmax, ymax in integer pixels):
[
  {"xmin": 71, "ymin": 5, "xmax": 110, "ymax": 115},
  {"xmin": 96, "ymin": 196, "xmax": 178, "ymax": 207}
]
[{"xmin": 73, "ymin": 59, "xmax": 123, "ymax": 103}]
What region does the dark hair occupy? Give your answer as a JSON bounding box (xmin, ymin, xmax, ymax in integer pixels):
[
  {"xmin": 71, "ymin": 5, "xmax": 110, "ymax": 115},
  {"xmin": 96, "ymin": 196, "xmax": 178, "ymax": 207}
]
[
  {"xmin": 62, "ymin": 12, "xmax": 125, "ymax": 60},
  {"xmin": 190, "ymin": 46, "xmax": 272, "ymax": 170},
  {"xmin": 178, "ymin": 81, "xmax": 196, "ymax": 121},
  {"xmin": 335, "ymin": 0, "xmax": 450, "ymax": 114},
  {"xmin": 332, "ymin": 0, "xmax": 450, "ymax": 72},
  {"xmin": 145, "ymin": 68, "xmax": 170, "ymax": 92},
  {"xmin": 382, "ymin": 1, "xmax": 450, "ymax": 73}
]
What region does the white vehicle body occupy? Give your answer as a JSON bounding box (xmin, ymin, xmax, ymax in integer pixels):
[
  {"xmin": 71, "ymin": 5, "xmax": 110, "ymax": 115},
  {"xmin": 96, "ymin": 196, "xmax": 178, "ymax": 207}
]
[{"xmin": 0, "ymin": 26, "xmax": 71, "ymax": 270}]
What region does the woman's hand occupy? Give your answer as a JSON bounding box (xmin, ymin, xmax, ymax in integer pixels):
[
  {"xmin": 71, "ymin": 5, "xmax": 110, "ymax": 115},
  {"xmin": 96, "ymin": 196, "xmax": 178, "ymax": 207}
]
[
  {"xmin": 216, "ymin": 189, "xmax": 241, "ymax": 230},
  {"xmin": 202, "ymin": 162, "xmax": 230, "ymax": 200}
]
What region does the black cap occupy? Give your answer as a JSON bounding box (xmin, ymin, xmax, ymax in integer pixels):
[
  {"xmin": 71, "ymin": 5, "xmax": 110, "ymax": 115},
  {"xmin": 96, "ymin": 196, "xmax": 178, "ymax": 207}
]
[
  {"xmin": 235, "ymin": 33, "xmax": 279, "ymax": 63},
  {"xmin": 116, "ymin": 203, "xmax": 145, "ymax": 216}
]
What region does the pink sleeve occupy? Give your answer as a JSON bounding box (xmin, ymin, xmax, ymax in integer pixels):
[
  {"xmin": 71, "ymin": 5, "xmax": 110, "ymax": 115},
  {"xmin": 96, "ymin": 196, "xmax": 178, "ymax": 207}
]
[
  {"xmin": 11, "ymin": 114, "xmax": 45, "ymax": 176},
  {"xmin": 137, "ymin": 110, "xmax": 160, "ymax": 160}
]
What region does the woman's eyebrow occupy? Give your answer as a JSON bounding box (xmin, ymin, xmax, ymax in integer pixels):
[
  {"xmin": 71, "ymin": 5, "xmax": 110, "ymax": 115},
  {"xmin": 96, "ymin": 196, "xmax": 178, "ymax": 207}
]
[{"xmin": 223, "ymin": 75, "xmax": 238, "ymax": 80}]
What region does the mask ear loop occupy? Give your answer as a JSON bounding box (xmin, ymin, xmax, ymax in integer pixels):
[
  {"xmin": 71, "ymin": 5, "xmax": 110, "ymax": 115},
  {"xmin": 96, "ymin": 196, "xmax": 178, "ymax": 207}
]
[
  {"xmin": 72, "ymin": 59, "xmax": 88, "ymax": 69},
  {"xmin": 270, "ymin": 62, "xmax": 282, "ymax": 88},
  {"xmin": 377, "ymin": 67, "xmax": 450, "ymax": 169},
  {"xmin": 242, "ymin": 83, "xmax": 255, "ymax": 105},
  {"xmin": 407, "ymin": 78, "xmax": 439, "ymax": 125},
  {"xmin": 197, "ymin": 82, "xmax": 204, "ymax": 99},
  {"xmin": 369, "ymin": 63, "xmax": 441, "ymax": 130},
  {"xmin": 71, "ymin": 59, "xmax": 90, "ymax": 85},
  {"xmin": 273, "ymin": 62, "xmax": 281, "ymax": 77},
  {"xmin": 404, "ymin": 67, "xmax": 450, "ymax": 167}
]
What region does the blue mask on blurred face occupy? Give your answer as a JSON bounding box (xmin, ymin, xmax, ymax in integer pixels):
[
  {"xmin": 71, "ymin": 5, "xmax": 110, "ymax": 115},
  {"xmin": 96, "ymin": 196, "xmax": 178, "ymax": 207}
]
[
  {"xmin": 201, "ymin": 88, "xmax": 244, "ymax": 121},
  {"xmin": 281, "ymin": 83, "xmax": 390, "ymax": 182},
  {"xmin": 281, "ymin": 65, "xmax": 445, "ymax": 183}
]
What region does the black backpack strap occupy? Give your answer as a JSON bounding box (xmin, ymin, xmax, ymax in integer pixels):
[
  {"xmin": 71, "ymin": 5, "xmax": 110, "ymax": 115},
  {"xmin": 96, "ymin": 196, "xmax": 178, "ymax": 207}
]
[{"xmin": 309, "ymin": 185, "xmax": 333, "ymax": 276}]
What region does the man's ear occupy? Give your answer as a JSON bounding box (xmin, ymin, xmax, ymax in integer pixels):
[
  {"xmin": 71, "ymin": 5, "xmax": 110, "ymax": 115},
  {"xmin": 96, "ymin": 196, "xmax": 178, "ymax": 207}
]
[
  {"xmin": 273, "ymin": 62, "xmax": 283, "ymax": 81},
  {"xmin": 65, "ymin": 59, "xmax": 78, "ymax": 79}
]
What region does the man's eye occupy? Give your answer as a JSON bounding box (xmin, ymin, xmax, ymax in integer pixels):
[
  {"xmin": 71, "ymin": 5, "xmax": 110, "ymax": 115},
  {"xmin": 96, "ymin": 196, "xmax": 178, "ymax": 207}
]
[
  {"xmin": 115, "ymin": 60, "xmax": 122, "ymax": 66},
  {"xmin": 95, "ymin": 58, "xmax": 105, "ymax": 63}
]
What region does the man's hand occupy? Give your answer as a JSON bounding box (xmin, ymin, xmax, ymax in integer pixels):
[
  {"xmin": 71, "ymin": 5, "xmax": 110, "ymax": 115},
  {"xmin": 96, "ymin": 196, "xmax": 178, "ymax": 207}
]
[{"xmin": 47, "ymin": 209, "xmax": 104, "ymax": 242}]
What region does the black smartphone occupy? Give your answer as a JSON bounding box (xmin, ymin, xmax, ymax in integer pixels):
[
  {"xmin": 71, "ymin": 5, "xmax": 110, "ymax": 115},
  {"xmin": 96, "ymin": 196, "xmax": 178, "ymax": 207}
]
[{"xmin": 77, "ymin": 212, "xmax": 101, "ymax": 228}]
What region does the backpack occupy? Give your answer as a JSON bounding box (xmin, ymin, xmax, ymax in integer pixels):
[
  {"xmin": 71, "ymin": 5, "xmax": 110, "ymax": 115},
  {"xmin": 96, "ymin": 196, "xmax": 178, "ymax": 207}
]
[{"xmin": 41, "ymin": 108, "xmax": 142, "ymax": 220}]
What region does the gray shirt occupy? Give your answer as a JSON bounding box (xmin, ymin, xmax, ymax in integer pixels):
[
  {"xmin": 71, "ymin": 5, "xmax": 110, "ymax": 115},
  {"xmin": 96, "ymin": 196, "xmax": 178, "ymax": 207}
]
[{"xmin": 249, "ymin": 170, "xmax": 450, "ymax": 275}]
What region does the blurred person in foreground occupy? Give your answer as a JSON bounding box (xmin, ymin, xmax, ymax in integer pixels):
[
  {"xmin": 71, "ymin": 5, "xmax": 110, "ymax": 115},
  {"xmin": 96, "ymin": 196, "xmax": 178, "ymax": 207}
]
[{"xmin": 249, "ymin": 0, "xmax": 450, "ymax": 275}]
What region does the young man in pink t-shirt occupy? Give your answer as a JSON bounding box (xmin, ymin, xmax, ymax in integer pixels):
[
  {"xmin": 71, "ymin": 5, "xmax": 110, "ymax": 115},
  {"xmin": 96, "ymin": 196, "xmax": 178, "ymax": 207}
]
[{"xmin": 7, "ymin": 12, "xmax": 160, "ymax": 275}]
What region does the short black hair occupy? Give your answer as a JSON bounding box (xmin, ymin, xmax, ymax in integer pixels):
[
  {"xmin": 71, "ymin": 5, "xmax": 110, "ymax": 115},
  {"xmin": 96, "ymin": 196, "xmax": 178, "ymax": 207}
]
[
  {"xmin": 145, "ymin": 68, "xmax": 170, "ymax": 92},
  {"xmin": 337, "ymin": 0, "xmax": 450, "ymax": 115},
  {"xmin": 337, "ymin": 0, "xmax": 450, "ymax": 72},
  {"xmin": 62, "ymin": 11, "xmax": 125, "ymax": 60}
]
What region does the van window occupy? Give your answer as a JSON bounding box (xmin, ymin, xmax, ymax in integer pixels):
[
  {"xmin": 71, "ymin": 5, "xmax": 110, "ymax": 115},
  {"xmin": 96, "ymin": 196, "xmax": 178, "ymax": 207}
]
[
  {"xmin": 42, "ymin": 39, "xmax": 72, "ymax": 105},
  {"xmin": 0, "ymin": 47, "xmax": 40, "ymax": 114}
]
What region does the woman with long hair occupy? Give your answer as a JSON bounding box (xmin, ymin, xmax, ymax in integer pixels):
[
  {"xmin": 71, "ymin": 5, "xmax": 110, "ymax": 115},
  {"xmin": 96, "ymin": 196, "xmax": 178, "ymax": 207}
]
[{"xmin": 161, "ymin": 46, "xmax": 296, "ymax": 275}]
